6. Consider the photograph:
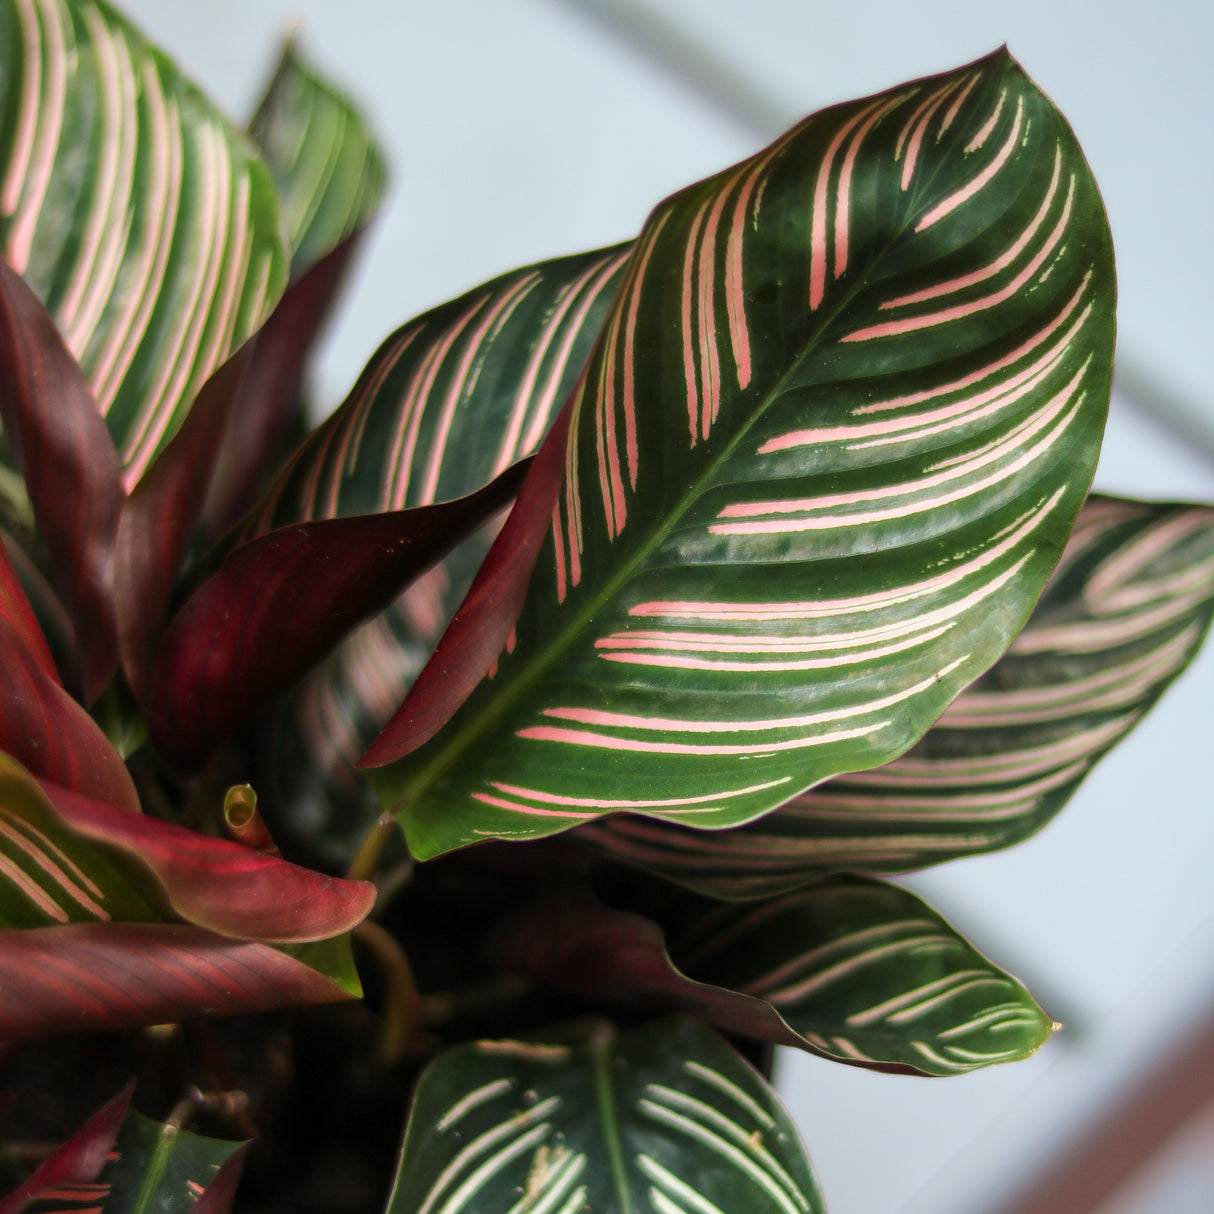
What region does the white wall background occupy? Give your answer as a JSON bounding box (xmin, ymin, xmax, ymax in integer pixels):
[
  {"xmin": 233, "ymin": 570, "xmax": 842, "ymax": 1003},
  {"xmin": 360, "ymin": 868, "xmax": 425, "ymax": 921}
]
[{"xmin": 117, "ymin": 3, "xmax": 1214, "ymax": 1210}]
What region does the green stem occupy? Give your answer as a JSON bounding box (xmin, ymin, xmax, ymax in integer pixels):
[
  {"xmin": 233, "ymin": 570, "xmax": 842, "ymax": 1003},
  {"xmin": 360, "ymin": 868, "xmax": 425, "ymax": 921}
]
[
  {"xmin": 346, "ymin": 814, "xmax": 397, "ymax": 882},
  {"xmin": 353, "ymin": 920, "xmax": 423, "ymax": 1065}
]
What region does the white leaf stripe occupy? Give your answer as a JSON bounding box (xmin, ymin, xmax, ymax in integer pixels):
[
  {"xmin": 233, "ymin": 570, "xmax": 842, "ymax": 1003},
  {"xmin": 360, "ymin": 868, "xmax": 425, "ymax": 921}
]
[
  {"xmin": 0, "ymin": 0, "xmax": 286, "ymax": 478},
  {"xmin": 388, "ymin": 1019, "xmax": 822, "ymax": 1214},
  {"xmin": 381, "ymin": 51, "xmax": 1114, "ymax": 862},
  {"xmin": 577, "ymin": 500, "xmax": 1214, "ymax": 896},
  {"xmin": 662, "ymin": 878, "xmax": 1051, "ymax": 1075}
]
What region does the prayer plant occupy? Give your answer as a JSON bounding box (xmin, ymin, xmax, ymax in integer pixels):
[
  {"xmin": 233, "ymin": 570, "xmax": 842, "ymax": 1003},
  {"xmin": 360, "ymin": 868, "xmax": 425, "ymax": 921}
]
[{"xmin": 1, "ymin": 3, "xmax": 1211, "ymax": 1211}]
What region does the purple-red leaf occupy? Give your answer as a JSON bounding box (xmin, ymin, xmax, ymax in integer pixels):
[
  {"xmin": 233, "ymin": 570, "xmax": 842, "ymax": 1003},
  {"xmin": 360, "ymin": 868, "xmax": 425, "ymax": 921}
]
[
  {"xmin": 0, "ymin": 259, "xmax": 122, "ymax": 703},
  {"xmin": 202, "ymin": 239, "xmax": 361, "ymax": 540},
  {"xmin": 359, "ymin": 403, "xmax": 572, "ymax": 768},
  {"xmin": 0, "ymin": 1082, "xmax": 132, "ymax": 1214},
  {"xmin": 145, "ymin": 462, "xmax": 530, "ymax": 771},
  {"xmin": 0, "ymin": 542, "xmax": 139, "ymax": 813},
  {"xmin": 0, "ymin": 923, "xmax": 355, "ymax": 1042},
  {"xmin": 41, "ymin": 779, "xmax": 375, "ymax": 943},
  {"xmin": 113, "ymin": 347, "xmax": 254, "ymax": 697},
  {"xmin": 190, "ymin": 1145, "xmax": 251, "ymax": 1214}
]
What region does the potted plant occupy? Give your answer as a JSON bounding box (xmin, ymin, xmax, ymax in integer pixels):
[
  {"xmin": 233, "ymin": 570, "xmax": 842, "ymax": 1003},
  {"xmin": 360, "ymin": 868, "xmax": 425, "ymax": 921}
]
[{"xmin": 1, "ymin": 3, "xmax": 1211, "ymax": 1210}]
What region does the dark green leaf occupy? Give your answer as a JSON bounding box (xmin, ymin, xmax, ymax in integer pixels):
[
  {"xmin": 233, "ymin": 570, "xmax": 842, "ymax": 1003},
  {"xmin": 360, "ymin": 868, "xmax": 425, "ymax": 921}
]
[
  {"xmin": 364, "ymin": 50, "xmax": 1116, "ymax": 860},
  {"xmin": 576, "ymin": 495, "xmax": 1214, "ymax": 896},
  {"xmin": 388, "ymin": 1017, "xmax": 823, "ymax": 1214}
]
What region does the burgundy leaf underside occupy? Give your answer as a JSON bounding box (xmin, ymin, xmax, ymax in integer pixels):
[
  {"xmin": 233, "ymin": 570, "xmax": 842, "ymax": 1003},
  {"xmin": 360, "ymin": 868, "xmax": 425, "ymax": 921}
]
[
  {"xmin": 190, "ymin": 1145, "xmax": 251, "ymax": 1214},
  {"xmin": 146, "ymin": 461, "xmax": 531, "ymax": 771},
  {"xmin": 42, "ymin": 779, "xmax": 376, "ymax": 942},
  {"xmin": 0, "ymin": 1082, "xmax": 132, "ymax": 1214},
  {"xmin": 115, "ymin": 346, "xmax": 254, "ymax": 698},
  {"xmin": 359, "ymin": 403, "xmax": 573, "ymax": 769},
  {"xmin": 488, "ymin": 891, "xmax": 918, "ymax": 1076},
  {"xmin": 202, "ymin": 237, "xmax": 362, "ymax": 540},
  {"xmin": 0, "ymin": 543, "xmax": 140, "ymax": 812},
  {"xmin": 0, "ymin": 259, "xmax": 123, "ymax": 703},
  {"xmin": 0, "ymin": 923, "xmax": 354, "ymax": 1043}
]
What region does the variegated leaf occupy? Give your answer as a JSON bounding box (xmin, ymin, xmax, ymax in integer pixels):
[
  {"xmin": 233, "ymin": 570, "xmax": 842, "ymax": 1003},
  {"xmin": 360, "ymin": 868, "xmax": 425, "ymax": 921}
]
[
  {"xmin": 250, "ymin": 246, "xmax": 627, "ymax": 860},
  {"xmin": 387, "ymin": 1017, "xmax": 823, "ymax": 1214},
  {"xmin": 365, "ymin": 50, "xmax": 1116, "ymax": 860},
  {"xmin": 249, "ymin": 37, "xmax": 385, "ymax": 276},
  {"xmin": 245, "ymin": 243, "xmax": 628, "ymax": 531},
  {"xmin": 493, "ymin": 878, "xmax": 1052, "ymax": 1077},
  {"xmin": 576, "ymin": 495, "xmax": 1214, "ymax": 897},
  {"xmin": 13, "ymin": 1095, "xmax": 246, "ymax": 1214},
  {"xmin": 0, "ymin": 0, "xmax": 288, "ymax": 484}
]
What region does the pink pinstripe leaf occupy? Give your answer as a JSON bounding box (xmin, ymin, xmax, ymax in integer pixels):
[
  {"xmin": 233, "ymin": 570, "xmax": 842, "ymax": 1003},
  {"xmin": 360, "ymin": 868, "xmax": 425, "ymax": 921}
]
[
  {"xmin": 0, "ymin": 0, "xmax": 288, "ymax": 484},
  {"xmin": 576, "ymin": 495, "xmax": 1214, "ymax": 897},
  {"xmin": 365, "ymin": 51, "xmax": 1117, "ymax": 859}
]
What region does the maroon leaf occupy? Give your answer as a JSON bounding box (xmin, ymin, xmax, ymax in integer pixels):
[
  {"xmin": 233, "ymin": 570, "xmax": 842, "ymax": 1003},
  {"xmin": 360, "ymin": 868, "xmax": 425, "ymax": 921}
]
[
  {"xmin": 488, "ymin": 890, "xmax": 814, "ymax": 1057},
  {"xmin": 0, "ymin": 259, "xmax": 122, "ymax": 703},
  {"xmin": 190, "ymin": 1145, "xmax": 251, "ymax": 1214},
  {"xmin": 201, "ymin": 238, "xmax": 362, "ymax": 540},
  {"xmin": 0, "ymin": 1082, "xmax": 132, "ymax": 1214},
  {"xmin": 114, "ymin": 348, "xmax": 253, "ymax": 698},
  {"xmin": 359, "ymin": 401, "xmax": 573, "ymax": 768},
  {"xmin": 41, "ymin": 779, "xmax": 375, "ymax": 943},
  {"xmin": 0, "ymin": 923, "xmax": 355, "ymax": 1042},
  {"xmin": 0, "ymin": 542, "xmax": 139, "ymax": 813},
  {"xmin": 145, "ymin": 462, "xmax": 530, "ymax": 771}
]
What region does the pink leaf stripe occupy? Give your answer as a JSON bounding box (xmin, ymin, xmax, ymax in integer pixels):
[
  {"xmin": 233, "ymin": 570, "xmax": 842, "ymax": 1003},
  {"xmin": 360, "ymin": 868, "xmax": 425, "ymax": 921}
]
[
  {"xmin": 369, "ymin": 51, "xmax": 1115, "ymax": 861},
  {"xmin": 576, "ymin": 497, "xmax": 1214, "ymax": 897},
  {"xmin": 0, "ymin": 0, "xmax": 286, "ymax": 480}
]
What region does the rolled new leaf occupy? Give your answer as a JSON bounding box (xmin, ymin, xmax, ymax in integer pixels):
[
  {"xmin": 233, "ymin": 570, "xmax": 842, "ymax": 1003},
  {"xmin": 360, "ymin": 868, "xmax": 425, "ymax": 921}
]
[
  {"xmin": 388, "ymin": 1017, "xmax": 823, "ymax": 1214},
  {"xmin": 492, "ymin": 878, "xmax": 1053, "ymax": 1076},
  {"xmin": 365, "ymin": 49, "xmax": 1116, "ymax": 860},
  {"xmin": 577, "ymin": 495, "xmax": 1214, "ymax": 897},
  {"xmin": 0, "ymin": 0, "xmax": 288, "ymax": 484}
]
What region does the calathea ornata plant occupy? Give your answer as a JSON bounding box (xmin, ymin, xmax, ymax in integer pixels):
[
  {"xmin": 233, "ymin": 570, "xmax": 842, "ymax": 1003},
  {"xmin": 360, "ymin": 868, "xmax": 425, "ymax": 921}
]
[{"xmin": 1, "ymin": 3, "xmax": 1211, "ymax": 1211}]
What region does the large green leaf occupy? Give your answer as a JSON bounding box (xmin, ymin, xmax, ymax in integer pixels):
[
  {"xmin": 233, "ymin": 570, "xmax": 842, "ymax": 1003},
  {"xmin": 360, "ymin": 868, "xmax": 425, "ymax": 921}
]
[
  {"xmin": 575, "ymin": 495, "xmax": 1214, "ymax": 896},
  {"xmin": 387, "ymin": 1017, "xmax": 823, "ymax": 1214},
  {"xmin": 0, "ymin": 0, "xmax": 288, "ymax": 484},
  {"xmin": 365, "ymin": 49, "xmax": 1115, "ymax": 859},
  {"xmin": 250, "ymin": 245, "xmax": 628, "ymax": 860},
  {"xmin": 492, "ymin": 877, "xmax": 1052, "ymax": 1076}
]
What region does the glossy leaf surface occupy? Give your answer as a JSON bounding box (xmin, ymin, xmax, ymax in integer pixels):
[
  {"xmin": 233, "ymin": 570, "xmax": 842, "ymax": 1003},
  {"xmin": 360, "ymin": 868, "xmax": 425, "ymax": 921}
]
[
  {"xmin": 0, "ymin": 0, "xmax": 288, "ymax": 483},
  {"xmin": 494, "ymin": 877, "xmax": 1051, "ymax": 1076},
  {"xmin": 577, "ymin": 495, "xmax": 1214, "ymax": 896},
  {"xmin": 145, "ymin": 463, "xmax": 528, "ymax": 771},
  {"xmin": 14, "ymin": 1099, "xmax": 246, "ymax": 1214},
  {"xmin": 367, "ymin": 50, "xmax": 1115, "ymax": 860},
  {"xmin": 388, "ymin": 1017, "xmax": 823, "ymax": 1214}
]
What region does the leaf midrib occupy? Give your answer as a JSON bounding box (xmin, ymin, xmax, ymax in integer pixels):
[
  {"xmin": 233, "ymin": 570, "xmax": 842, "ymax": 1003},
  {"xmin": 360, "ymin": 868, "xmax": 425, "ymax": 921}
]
[{"xmin": 398, "ymin": 62, "xmax": 1043, "ymax": 814}]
